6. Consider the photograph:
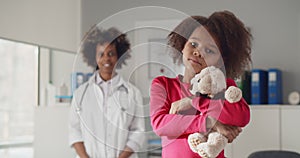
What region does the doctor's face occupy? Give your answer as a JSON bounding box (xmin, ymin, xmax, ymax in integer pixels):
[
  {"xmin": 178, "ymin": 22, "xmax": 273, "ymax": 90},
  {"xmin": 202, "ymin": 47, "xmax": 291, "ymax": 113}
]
[{"xmin": 96, "ymin": 42, "xmax": 118, "ymax": 79}]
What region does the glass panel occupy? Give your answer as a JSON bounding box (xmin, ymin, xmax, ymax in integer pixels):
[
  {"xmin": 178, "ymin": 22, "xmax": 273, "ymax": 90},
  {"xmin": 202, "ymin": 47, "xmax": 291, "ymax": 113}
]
[
  {"xmin": 50, "ymin": 49, "xmax": 76, "ymax": 97},
  {"xmin": 38, "ymin": 48, "xmax": 76, "ymax": 105},
  {"xmin": 0, "ymin": 38, "xmax": 38, "ymax": 157}
]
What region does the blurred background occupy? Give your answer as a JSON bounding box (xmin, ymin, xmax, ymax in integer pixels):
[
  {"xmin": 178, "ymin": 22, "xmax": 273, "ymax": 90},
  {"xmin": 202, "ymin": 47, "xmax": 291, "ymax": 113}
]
[{"xmin": 0, "ymin": 0, "xmax": 300, "ymax": 157}]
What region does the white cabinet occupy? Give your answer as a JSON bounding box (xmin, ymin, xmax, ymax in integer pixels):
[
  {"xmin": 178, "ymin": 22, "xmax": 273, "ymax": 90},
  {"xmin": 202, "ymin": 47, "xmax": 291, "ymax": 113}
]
[
  {"xmin": 34, "ymin": 105, "xmax": 76, "ymax": 158},
  {"xmin": 281, "ymin": 106, "xmax": 300, "ymax": 153},
  {"xmin": 225, "ymin": 105, "xmax": 300, "ymax": 158}
]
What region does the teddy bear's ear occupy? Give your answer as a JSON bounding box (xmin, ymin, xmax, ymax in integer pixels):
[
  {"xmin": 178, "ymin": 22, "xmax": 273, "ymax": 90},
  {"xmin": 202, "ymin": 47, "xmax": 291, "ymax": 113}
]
[
  {"xmin": 189, "ymin": 83, "xmax": 197, "ymax": 95},
  {"xmin": 189, "ymin": 83, "xmax": 194, "ymax": 91}
]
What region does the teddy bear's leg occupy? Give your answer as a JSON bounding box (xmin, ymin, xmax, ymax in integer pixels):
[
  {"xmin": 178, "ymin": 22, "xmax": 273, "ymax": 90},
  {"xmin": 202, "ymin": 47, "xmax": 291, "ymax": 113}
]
[
  {"xmin": 196, "ymin": 132, "xmax": 228, "ymax": 158},
  {"xmin": 197, "ymin": 147, "xmax": 210, "ymax": 158},
  {"xmin": 187, "ymin": 133, "xmax": 207, "ymax": 153}
]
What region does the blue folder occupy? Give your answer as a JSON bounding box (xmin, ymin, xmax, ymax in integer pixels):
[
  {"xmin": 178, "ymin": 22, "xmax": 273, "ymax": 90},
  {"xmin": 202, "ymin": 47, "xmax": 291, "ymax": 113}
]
[
  {"xmin": 71, "ymin": 72, "xmax": 85, "ymax": 94},
  {"xmin": 268, "ymin": 68, "xmax": 282, "ymax": 104},
  {"xmin": 251, "ymin": 69, "xmax": 268, "ymax": 104},
  {"xmin": 235, "ymin": 71, "xmax": 252, "ymax": 104}
]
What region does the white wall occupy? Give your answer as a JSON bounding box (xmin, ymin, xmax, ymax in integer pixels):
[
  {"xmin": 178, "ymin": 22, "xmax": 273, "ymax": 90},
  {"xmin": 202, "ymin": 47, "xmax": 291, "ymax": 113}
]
[
  {"xmin": 0, "ymin": 1, "xmax": 81, "ymax": 157},
  {"xmin": 1, "ymin": 0, "xmax": 298, "ymax": 157},
  {"xmin": 0, "ymin": 0, "xmax": 82, "ymax": 103},
  {"xmin": 0, "ymin": 0, "xmax": 80, "ymax": 52},
  {"xmin": 81, "ymin": 0, "xmax": 300, "ymax": 103}
]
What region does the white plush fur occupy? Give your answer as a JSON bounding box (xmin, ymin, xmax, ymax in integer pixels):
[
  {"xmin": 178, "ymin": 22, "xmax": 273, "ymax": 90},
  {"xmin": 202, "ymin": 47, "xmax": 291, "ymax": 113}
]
[
  {"xmin": 225, "ymin": 86, "xmax": 242, "ymax": 103},
  {"xmin": 188, "ymin": 133, "xmax": 207, "ymax": 153},
  {"xmin": 188, "ymin": 66, "xmax": 243, "ymax": 157},
  {"xmin": 190, "ymin": 66, "xmax": 226, "ymax": 98},
  {"xmin": 196, "ymin": 132, "xmax": 228, "ymax": 158}
]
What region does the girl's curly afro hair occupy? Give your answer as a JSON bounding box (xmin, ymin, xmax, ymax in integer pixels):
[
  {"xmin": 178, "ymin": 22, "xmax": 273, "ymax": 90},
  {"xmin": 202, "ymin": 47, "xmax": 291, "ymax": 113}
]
[{"xmin": 168, "ymin": 11, "xmax": 252, "ymax": 79}]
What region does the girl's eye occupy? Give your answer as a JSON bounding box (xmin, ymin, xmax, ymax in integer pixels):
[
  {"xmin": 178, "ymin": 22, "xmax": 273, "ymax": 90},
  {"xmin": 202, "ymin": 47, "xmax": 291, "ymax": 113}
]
[
  {"xmin": 190, "ymin": 42, "xmax": 198, "ymax": 48},
  {"xmin": 108, "ymin": 51, "xmax": 115, "ymax": 57},
  {"xmin": 205, "ymin": 48, "xmax": 215, "ymax": 54}
]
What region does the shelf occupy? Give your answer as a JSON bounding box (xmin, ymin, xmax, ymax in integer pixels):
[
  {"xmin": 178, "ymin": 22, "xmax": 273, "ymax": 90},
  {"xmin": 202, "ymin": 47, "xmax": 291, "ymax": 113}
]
[{"xmin": 250, "ymin": 105, "xmax": 300, "ymax": 109}]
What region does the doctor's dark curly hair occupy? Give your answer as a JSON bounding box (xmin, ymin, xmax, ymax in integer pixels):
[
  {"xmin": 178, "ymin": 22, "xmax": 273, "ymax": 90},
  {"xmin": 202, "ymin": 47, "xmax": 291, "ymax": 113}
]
[
  {"xmin": 168, "ymin": 10, "xmax": 252, "ymax": 79},
  {"xmin": 80, "ymin": 26, "xmax": 131, "ymax": 69}
]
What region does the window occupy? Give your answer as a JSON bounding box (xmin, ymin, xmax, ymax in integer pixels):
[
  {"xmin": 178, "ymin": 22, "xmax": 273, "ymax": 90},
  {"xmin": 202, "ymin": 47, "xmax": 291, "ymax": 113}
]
[{"xmin": 0, "ymin": 38, "xmax": 38, "ymax": 158}]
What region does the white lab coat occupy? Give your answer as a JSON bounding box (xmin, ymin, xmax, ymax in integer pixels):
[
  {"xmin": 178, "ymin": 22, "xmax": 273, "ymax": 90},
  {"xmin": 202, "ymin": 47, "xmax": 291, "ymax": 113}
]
[{"xmin": 69, "ymin": 73, "xmax": 146, "ymax": 158}]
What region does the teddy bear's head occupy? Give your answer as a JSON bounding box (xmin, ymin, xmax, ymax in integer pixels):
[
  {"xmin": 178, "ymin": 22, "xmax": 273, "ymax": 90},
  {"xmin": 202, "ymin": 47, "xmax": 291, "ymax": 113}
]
[
  {"xmin": 190, "ymin": 66, "xmax": 243, "ymax": 103},
  {"xmin": 190, "ymin": 66, "xmax": 226, "ymax": 98}
]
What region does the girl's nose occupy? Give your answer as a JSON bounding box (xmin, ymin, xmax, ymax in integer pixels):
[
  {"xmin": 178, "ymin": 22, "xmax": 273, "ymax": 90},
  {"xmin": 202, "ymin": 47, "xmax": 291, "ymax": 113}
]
[{"xmin": 193, "ymin": 50, "xmax": 202, "ymax": 57}]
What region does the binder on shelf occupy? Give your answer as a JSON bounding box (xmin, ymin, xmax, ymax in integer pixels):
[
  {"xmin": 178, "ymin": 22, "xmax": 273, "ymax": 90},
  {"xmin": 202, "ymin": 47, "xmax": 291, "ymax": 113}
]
[
  {"xmin": 71, "ymin": 72, "xmax": 85, "ymax": 94},
  {"xmin": 85, "ymin": 72, "xmax": 94, "ymax": 81},
  {"xmin": 235, "ymin": 71, "xmax": 251, "ymax": 104},
  {"xmin": 251, "ymin": 69, "xmax": 268, "ymax": 104},
  {"xmin": 242, "ymin": 71, "xmax": 252, "ymax": 104},
  {"xmin": 268, "ymin": 68, "xmax": 282, "ymax": 104},
  {"xmin": 71, "ymin": 72, "xmax": 94, "ymax": 95}
]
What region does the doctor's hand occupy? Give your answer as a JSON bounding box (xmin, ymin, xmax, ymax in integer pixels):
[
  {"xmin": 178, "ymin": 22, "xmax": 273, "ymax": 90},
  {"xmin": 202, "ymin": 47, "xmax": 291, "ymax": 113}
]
[
  {"xmin": 73, "ymin": 142, "xmax": 90, "ymax": 158},
  {"xmin": 169, "ymin": 97, "xmax": 193, "ymax": 114},
  {"xmin": 118, "ymin": 146, "xmax": 133, "ymax": 158}
]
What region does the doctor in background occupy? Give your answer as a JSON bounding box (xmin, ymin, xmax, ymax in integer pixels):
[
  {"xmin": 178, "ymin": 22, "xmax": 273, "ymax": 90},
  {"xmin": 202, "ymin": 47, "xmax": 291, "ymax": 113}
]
[{"xmin": 69, "ymin": 27, "xmax": 146, "ymax": 158}]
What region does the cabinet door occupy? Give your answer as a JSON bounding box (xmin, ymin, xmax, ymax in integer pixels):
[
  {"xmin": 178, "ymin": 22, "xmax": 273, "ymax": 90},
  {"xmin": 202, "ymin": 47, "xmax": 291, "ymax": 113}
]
[
  {"xmin": 281, "ymin": 106, "xmax": 300, "ymax": 153},
  {"xmin": 231, "ymin": 106, "xmax": 281, "ymax": 158},
  {"xmin": 34, "ymin": 105, "xmax": 76, "ymax": 158}
]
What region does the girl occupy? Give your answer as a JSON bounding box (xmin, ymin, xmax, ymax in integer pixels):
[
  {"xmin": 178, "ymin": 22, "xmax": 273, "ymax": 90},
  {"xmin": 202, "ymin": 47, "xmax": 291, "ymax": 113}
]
[{"xmin": 150, "ymin": 10, "xmax": 252, "ymax": 158}]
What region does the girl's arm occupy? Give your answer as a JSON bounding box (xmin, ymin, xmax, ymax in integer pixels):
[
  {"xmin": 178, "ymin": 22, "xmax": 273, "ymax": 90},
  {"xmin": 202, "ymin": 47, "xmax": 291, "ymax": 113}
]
[
  {"xmin": 150, "ymin": 77, "xmax": 207, "ymax": 137},
  {"xmin": 150, "ymin": 77, "xmax": 243, "ymax": 142}
]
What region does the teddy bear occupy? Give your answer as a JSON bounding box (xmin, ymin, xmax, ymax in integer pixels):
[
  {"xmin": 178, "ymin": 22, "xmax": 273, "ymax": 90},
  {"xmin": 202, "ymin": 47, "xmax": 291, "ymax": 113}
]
[{"xmin": 188, "ymin": 66, "xmax": 242, "ymax": 158}]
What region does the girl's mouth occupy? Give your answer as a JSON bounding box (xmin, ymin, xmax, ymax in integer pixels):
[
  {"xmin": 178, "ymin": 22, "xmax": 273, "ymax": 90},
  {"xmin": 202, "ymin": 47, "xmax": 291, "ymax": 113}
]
[{"xmin": 188, "ymin": 59, "xmax": 201, "ymax": 65}]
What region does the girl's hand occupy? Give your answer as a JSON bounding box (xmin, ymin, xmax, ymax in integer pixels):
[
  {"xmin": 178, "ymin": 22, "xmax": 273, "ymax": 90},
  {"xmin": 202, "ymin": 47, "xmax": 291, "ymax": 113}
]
[
  {"xmin": 169, "ymin": 97, "xmax": 193, "ymax": 114},
  {"xmin": 208, "ymin": 116, "xmax": 242, "ymax": 143}
]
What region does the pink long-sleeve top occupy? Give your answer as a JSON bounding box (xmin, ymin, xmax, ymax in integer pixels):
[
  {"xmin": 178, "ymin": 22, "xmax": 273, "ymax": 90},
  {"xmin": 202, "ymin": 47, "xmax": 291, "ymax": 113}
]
[{"xmin": 150, "ymin": 75, "xmax": 250, "ymax": 158}]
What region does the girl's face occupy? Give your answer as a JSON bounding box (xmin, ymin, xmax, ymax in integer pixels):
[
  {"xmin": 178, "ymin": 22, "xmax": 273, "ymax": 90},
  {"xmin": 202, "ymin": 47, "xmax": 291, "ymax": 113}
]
[
  {"xmin": 96, "ymin": 42, "xmax": 118, "ymax": 77},
  {"xmin": 182, "ymin": 26, "xmax": 222, "ymax": 74}
]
